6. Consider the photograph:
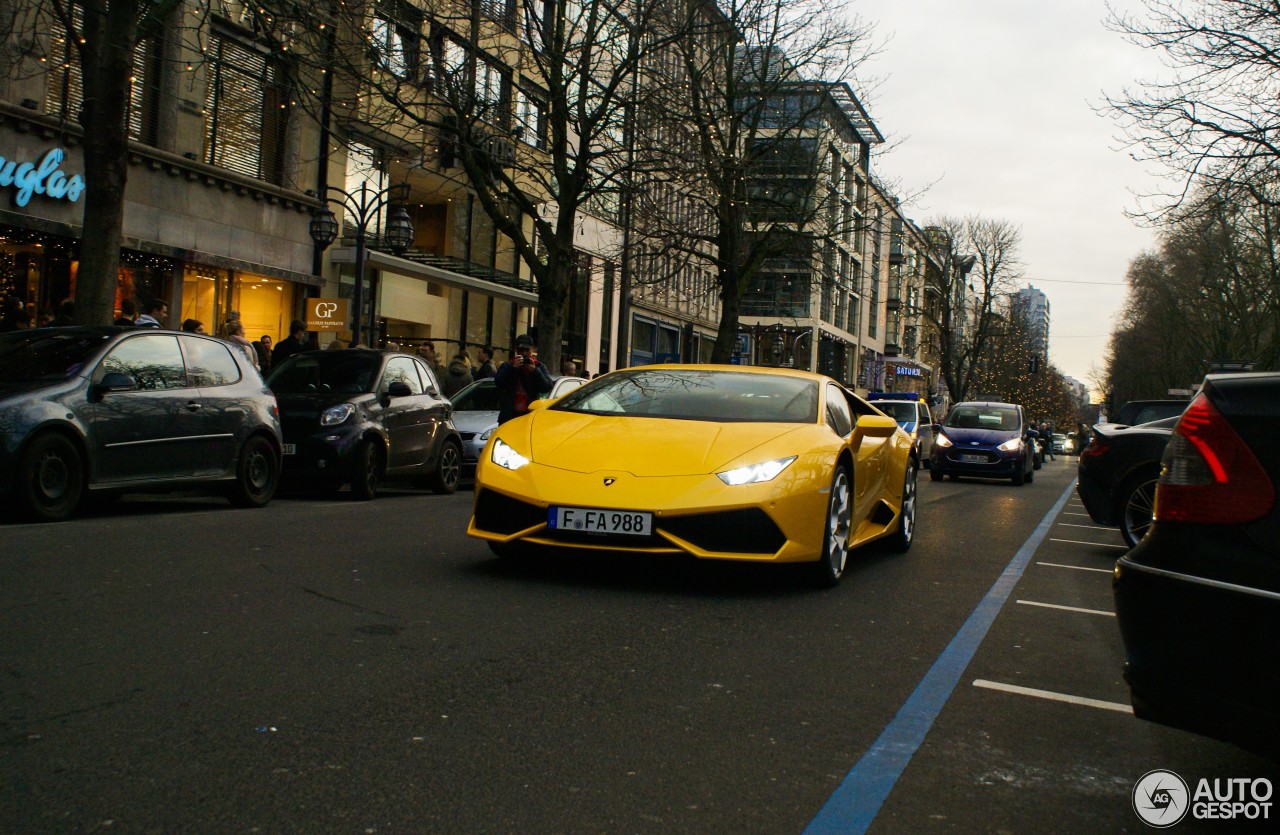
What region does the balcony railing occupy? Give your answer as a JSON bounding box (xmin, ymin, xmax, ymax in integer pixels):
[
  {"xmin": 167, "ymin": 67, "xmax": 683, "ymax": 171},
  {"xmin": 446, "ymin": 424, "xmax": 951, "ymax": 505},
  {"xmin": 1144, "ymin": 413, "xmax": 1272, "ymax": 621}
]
[{"xmin": 361, "ymin": 238, "xmax": 538, "ymax": 294}]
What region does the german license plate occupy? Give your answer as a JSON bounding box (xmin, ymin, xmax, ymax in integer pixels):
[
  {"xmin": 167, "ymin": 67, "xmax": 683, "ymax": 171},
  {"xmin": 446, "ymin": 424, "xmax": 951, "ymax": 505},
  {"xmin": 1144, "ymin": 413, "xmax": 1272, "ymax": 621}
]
[
  {"xmin": 549, "ymin": 506, "xmax": 652, "ymax": 536},
  {"xmin": 958, "ymin": 453, "xmax": 986, "ymax": 463},
  {"xmin": 282, "ymin": 444, "xmax": 296, "ymax": 455}
]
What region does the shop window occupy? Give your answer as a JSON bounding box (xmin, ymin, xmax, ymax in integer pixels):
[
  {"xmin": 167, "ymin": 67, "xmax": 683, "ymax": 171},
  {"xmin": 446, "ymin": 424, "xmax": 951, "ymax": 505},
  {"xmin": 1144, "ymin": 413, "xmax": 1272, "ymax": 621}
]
[{"xmin": 203, "ymin": 31, "xmax": 290, "ymax": 184}]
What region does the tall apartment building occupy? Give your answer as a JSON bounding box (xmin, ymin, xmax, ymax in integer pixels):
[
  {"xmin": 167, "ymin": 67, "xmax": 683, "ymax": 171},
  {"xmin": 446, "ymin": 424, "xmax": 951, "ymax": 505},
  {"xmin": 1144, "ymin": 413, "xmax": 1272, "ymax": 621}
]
[{"xmin": 1014, "ymin": 284, "xmax": 1050, "ymax": 362}]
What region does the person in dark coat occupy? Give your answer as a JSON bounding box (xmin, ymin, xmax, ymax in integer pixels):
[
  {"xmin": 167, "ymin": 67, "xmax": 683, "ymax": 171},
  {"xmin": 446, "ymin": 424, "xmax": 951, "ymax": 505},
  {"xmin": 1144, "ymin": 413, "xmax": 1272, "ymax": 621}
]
[
  {"xmin": 494, "ymin": 334, "xmax": 552, "ymax": 424},
  {"xmin": 442, "ymin": 351, "xmax": 474, "ymax": 398},
  {"xmin": 114, "ymin": 298, "xmax": 137, "ymax": 326},
  {"xmin": 473, "ymin": 346, "xmax": 498, "ymax": 381},
  {"xmin": 272, "ymin": 320, "xmax": 311, "ymax": 365},
  {"xmin": 0, "ymin": 296, "xmax": 27, "ymax": 331}
]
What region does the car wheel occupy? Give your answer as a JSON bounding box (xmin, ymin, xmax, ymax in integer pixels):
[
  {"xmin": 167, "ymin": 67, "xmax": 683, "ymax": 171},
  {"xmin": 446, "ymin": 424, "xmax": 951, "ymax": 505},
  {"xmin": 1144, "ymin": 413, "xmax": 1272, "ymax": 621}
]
[
  {"xmin": 16, "ymin": 433, "xmax": 84, "ymax": 523},
  {"xmin": 350, "ymin": 440, "xmax": 381, "ymax": 501},
  {"xmin": 811, "ymin": 465, "xmax": 852, "ymax": 587},
  {"xmin": 1119, "ymin": 470, "xmax": 1159, "ymax": 549},
  {"xmin": 888, "ymin": 466, "xmax": 916, "ymax": 553},
  {"xmin": 1026, "ymin": 465, "xmax": 1034, "ymax": 483},
  {"xmin": 429, "ymin": 440, "xmax": 462, "ymax": 495},
  {"xmin": 1011, "ymin": 461, "xmax": 1026, "ymax": 486},
  {"xmin": 228, "ymin": 435, "xmax": 279, "ymax": 508}
]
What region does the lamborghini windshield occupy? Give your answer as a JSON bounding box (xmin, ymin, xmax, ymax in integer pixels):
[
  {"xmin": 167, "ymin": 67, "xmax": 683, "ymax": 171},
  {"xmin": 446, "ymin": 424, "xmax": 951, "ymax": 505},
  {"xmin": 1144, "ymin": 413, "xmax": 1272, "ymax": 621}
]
[{"xmin": 551, "ymin": 369, "xmax": 818, "ymax": 423}]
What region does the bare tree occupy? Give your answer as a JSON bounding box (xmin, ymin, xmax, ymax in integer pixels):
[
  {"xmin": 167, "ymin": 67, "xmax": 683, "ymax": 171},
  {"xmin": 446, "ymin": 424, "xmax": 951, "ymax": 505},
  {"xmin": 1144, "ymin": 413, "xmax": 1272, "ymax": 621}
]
[
  {"xmin": 1105, "ymin": 0, "xmax": 1280, "ymax": 216},
  {"xmin": 909, "ymin": 216, "xmax": 1022, "ymax": 405},
  {"xmin": 631, "ymin": 0, "xmax": 878, "ymax": 362}
]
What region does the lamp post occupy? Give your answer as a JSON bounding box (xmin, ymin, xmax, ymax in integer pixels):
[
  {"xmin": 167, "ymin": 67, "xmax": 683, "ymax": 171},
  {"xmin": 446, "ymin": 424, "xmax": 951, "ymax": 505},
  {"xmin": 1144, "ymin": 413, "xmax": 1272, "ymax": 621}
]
[{"xmin": 309, "ymin": 181, "xmax": 414, "ymax": 346}]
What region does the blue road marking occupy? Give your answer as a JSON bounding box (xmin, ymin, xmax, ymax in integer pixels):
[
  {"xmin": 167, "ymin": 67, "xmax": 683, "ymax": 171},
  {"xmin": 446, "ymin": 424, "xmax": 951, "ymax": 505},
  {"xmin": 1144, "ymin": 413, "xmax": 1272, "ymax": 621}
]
[{"xmin": 804, "ymin": 481, "xmax": 1077, "ymax": 834}]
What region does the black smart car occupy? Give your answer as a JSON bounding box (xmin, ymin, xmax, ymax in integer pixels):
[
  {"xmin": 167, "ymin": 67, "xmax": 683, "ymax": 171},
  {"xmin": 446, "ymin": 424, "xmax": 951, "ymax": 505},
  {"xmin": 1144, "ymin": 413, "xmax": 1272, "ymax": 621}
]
[
  {"xmin": 1114, "ymin": 372, "xmax": 1280, "ymax": 756},
  {"xmin": 267, "ymin": 349, "xmax": 462, "ymax": 499},
  {"xmin": 0, "ymin": 327, "xmax": 282, "ymax": 522}
]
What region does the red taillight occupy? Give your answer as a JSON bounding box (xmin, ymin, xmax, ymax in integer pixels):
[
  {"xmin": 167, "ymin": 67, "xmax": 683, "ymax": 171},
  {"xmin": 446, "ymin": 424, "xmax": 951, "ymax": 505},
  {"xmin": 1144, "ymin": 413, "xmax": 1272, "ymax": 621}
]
[
  {"xmin": 1079, "ymin": 437, "xmax": 1109, "ymax": 459},
  {"xmin": 1155, "ymin": 392, "xmax": 1274, "ymax": 524}
]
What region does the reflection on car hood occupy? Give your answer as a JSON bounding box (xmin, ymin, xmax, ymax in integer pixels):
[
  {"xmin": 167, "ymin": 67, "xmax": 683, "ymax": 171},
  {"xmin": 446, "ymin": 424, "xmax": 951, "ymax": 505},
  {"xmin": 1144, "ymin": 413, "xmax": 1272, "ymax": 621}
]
[
  {"xmin": 939, "ymin": 427, "xmax": 1017, "ymax": 446},
  {"xmin": 273, "ymin": 390, "xmax": 367, "ymax": 416},
  {"xmin": 522, "ymin": 410, "xmax": 805, "ymax": 476},
  {"xmin": 452, "ymin": 409, "xmax": 499, "ymax": 433}
]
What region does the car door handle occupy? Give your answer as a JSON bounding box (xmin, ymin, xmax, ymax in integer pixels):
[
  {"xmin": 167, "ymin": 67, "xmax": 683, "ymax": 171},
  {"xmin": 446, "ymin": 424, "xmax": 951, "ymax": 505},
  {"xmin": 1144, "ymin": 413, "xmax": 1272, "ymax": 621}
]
[{"xmin": 186, "ymin": 401, "xmax": 202, "ymax": 412}]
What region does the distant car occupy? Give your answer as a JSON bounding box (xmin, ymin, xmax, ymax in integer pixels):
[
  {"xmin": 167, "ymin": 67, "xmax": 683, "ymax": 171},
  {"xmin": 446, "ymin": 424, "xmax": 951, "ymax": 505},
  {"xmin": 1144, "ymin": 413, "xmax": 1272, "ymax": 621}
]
[
  {"xmin": 468, "ymin": 365, "xmax": 915, "ymax": 586},
  {"xmin": 1108, "ymin": 399, "xmax": 1188, "ymax": 427},
  {"xmin": 1076, "ymin": 417, "xmax": 1177, "ymax": 548},
  {"xmin": 1052, "ymin": 432, "xmax": 1071, "ymax": 454},
  {"xmin": 266, "ymin": 349, "xmax": 462, "ymax": 499},
  {"xmin": 867, "ymin": 395, "xmax": 934, "ymax": 468},
  {"xmin": 929, "ymin": 401, "xmax": 1036, "ymax": 485},
  {"xmin": 0, "ymin": 327, "xmax": 282, "ymax": 522},
  {"xmin": 450, "ymin": 376, "xmax": 589, "ymax": 477},
  {"xmin": 1114, "ymin": 372, "xmax": 1280, "ymax": 755}
]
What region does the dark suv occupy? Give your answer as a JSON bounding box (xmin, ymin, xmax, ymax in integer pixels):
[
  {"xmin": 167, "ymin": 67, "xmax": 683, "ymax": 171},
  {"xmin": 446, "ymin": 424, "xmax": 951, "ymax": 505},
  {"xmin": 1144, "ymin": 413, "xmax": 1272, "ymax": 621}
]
[
  {"xmin": 1114, "ymin": 373, "xmax": 1280, "ymax": 755},
  {"xmin": 929, "ymin": 401, "xmax": 1036, "ymax": 485},
  {"xmin": 0, "ymin": 327, "xmax": 282, "ymax": 522},
  {"xmin": 267, "ymin": 349, "xmax": 462, "ymax": 499}
]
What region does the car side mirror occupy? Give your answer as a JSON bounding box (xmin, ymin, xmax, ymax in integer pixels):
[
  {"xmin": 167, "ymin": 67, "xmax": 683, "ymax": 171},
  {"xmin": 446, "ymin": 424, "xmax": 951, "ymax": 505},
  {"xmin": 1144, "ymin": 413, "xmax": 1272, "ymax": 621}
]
[
  {"xmin": 92, "ymin": 372, "xmax": 136, "ymax": 399},
  {"xmin": 851, "ymin": 413, "xmax": 898, "ymax": 451},
  {"xmin": 527, "ymin": 399, "xmax": 551, "ymax": 412},
  {"xmin": 932, "ymin": 423, "xmax": 942, "ymax": 432},
  {"xmin": 387, "ymin": 381, "xmax": 413, "ymax": 398}
]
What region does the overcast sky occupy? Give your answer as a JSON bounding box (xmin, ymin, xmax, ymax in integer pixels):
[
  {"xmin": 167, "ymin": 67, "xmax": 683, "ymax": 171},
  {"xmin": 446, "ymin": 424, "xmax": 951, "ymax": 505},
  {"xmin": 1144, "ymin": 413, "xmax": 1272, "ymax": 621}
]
[{"xmin": 853, "ymin": 0, "xmax": 1167, "ymax": 393}]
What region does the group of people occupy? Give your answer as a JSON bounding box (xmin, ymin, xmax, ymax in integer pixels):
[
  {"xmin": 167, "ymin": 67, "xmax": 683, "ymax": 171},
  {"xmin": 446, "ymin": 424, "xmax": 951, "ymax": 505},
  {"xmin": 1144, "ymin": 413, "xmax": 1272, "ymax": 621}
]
[{"xmin": 414, "ymin": 340, "xmax": 500, "ymax": 398}]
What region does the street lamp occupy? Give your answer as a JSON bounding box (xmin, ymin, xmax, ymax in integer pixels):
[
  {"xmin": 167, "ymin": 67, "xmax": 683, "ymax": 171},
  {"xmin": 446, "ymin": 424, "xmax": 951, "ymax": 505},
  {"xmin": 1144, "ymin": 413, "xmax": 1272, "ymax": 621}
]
[{"xmin": 309, "ymin": 181, "xmax": 414, "ymax": 346}]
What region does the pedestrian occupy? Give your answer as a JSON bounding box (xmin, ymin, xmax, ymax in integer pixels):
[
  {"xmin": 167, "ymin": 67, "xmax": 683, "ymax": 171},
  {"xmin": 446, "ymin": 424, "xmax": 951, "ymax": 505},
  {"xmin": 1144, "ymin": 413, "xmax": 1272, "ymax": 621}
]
[
  {"xmin": 417, "ymin": 340, "xmax": 443, "ymax": 378},
  {"xmin": 272, "ymin": 320, "xmax": 311, "ymax": 365},
  {"xmin": 181, "ymin": 318, "xmax": 206, "ymax": 334},
  {"xmin": 473, "ymin": 345, "xmax": 497, "ymax": 381},
  {"xmin": 216, "ymin": 310, "xmax": 240, "ymax": 339},
  {"xmin": 49, "ymin": 299, "xmax": 76, "ymax": 326},
  {"xmin": 0, "ymin": 296, "xmax": 27, "ymax": 331},
  {"xmin": 114, "ymin": 298, "xmax": 137, "ymax": 326},
  {"xmin": 327, "ymin": 338, "xmax": 348, "ymax": 350},
  {"xmin": 1040, "ymin": 422, "xmax": 1055, "ymax": 461},
  {"xmin": 494, "ymin": 334, "xmax": 552, "ymax": 423},
  {"xmin": 442, "ymin": 350, "xmax": 474, "ymax": 398},
  {"xmin": 134, "ymin": 299, "xmax": 168, "ymax": 328},
  {"xmin": 225, "ymin": 320, "xmax": 259, "ymax": 369},
  {"xmin": 254, "ymin": 335, "xmax": 272, "ymax": 371},
  {"xmin": 560, "ymin": 358, "xmax": 578, "ymax": 378}
]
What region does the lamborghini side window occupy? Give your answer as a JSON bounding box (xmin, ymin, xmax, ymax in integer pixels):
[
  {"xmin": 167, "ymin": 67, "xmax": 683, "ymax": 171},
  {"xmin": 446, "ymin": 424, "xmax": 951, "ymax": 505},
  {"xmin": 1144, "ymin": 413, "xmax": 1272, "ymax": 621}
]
[{"xmin": 825, "ymin": 383, "xmax": 853, "ymax": 437}]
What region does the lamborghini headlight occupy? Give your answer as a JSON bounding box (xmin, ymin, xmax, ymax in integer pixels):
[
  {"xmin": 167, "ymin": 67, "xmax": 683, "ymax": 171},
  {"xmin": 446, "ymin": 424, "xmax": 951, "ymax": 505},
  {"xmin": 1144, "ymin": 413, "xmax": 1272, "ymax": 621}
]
[
  {"xmin": 717, "ymin": 456, "xmax": 796, "ymax": 486},
  {"xmin": 491, "ymin": 438, "xmax": 530, "ymax": 471}
]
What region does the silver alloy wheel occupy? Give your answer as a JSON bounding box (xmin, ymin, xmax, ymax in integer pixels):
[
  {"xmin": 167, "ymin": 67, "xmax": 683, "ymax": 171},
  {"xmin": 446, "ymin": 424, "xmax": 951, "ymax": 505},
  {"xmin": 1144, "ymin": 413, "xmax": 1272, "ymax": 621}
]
[
  {"xmin": 1122, "ymin": 476, "xmax": 1158, "ymax": 548},
  {"xmin": 899, "ymin": 468, "xmax": 916, "ymax": 543},
  {"xmin": 825, "ymin": 468, "xmax": 853, "ymax": 578}
]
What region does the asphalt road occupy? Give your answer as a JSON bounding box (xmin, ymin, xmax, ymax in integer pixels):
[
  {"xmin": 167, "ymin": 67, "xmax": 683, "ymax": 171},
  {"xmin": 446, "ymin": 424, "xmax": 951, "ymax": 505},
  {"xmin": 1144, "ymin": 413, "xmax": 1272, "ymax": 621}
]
[{"xmin": 2, "ymin": 458, "xmax": 1275, "ymax": 833}]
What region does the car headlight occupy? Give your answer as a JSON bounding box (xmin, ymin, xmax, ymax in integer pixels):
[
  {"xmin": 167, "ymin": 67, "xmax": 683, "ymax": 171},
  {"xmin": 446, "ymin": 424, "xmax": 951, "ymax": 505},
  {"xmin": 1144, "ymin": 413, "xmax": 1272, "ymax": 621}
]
[
  {"xmin": 321, "ymin": 403, "xmax": 355, "ymax": 426},
  {"xmin": 491, "ymin": 438, "xmax": 530, "ymax": 471},
  {"xmin": 717, "ymin": 456, "xmax": 796, "ymax": 486},
  {"xmin": 997, "ymin": 438, "xmax": 1022, "ymax": 452},
  {"xmin": 935, "ymin": 434, "xmax": 953, "ymax": 448},
  {"xmin": 478, "ymin": 427, "xmax": 495, "ymax": 441}
]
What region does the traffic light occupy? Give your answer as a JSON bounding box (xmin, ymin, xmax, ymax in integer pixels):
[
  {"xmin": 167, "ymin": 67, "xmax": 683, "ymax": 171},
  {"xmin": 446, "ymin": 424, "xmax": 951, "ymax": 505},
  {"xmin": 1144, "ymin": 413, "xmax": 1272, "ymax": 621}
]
[{"xmin": 1029, "ymin": 356, "xmax": 1040, "ymax": 374}]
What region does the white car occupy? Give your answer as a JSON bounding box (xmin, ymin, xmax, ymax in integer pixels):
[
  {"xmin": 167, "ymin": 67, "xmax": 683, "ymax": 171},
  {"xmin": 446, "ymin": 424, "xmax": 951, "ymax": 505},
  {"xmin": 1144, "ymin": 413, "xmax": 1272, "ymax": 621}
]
[{"xmin": 450, "ymin": 376, "xmax": 588, "ymax": 476}]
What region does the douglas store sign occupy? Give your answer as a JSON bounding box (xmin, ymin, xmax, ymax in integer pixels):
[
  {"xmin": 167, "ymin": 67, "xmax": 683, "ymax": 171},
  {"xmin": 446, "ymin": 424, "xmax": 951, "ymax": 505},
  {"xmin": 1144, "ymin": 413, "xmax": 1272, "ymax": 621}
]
[{"xmin": 1, "ymin": 147, "xmax": 85, "ymax": 207}]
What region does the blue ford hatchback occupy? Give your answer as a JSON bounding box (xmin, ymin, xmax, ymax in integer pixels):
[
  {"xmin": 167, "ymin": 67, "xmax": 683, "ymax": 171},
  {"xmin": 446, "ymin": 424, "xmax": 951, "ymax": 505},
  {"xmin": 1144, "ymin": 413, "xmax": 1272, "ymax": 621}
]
[{"xmin": 929, "ymin": 401, "xmax": 1036, "ymax": 485}]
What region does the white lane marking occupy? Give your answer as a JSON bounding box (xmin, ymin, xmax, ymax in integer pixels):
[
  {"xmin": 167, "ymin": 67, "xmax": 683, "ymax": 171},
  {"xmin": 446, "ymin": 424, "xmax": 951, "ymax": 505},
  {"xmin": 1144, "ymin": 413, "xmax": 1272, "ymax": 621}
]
[
  {"xmin": 973, "ymin": 679, "xmax": 1133, "ymax": 714},
  {"xmin": 1057, "ymin": 522, "xmax": 1112, "ymax": 530},
  {"xmin": 1050, "ymin": 538, "xmax": 1128, "ymax": 549},
  {"xmin": 1063, "ymin": 512, "xmax": 1093, "ymax": 517},
  {"xmin": 1036, "ymin": 561, "xmax": 1114, "ymax": 574},
  {"xmin": 1016, "ymin": 599, "xmax": 1115, "ymax": 616}
]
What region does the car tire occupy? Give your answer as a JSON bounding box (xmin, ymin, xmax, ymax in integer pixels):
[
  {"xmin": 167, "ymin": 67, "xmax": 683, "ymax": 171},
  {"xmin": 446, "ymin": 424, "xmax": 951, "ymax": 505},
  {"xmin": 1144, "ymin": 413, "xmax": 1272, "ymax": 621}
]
[
  {"xmin": 429, "ymin": 440, "xmax": 462, "ymax": 495},
  {"xmin": 1012, "ymin": 462, "xmax": 1026, "ymax": 486},
  {"xmin": 930, "ymin": 466, "xmax": 944, "ymax": 482},
  {"xmin": 1026, "ymin": 466, "xmax": 1034, "ymax": 483},
  {"xmin": 350, "ymin": 440, "xmax": 381, "ymax": 501},
  {"xmin": 810, "ymin": 465, "xmax": 852, "ymax": 588},
  {"xmin": 15, "ymin": 433, "xmax": 84, "ymax": 523},
  {"xmin": 1118, "ymin": 469, "xmax": 1160, "ymax": 549},
  {"xmin": 228, "ymin": 435, "xmax": 279, "ymax": 508},
  {"xmin": 888, "ymin": 466, "xmax": 916, "ymax": 553}
]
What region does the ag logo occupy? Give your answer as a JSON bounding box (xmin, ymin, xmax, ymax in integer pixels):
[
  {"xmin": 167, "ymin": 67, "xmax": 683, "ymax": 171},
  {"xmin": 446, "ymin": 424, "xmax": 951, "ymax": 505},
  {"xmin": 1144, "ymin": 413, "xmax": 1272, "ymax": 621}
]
[{"xmin": 1133, "ymin": 769, "xmax": 1190, "ymax": 827}]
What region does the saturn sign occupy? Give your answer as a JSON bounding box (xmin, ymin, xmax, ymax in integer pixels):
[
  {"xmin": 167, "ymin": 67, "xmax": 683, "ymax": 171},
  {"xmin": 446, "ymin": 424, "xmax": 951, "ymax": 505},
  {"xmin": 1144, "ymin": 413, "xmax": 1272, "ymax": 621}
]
[{"xmin": 305, "ymin": 298, "xmax": 349, "ymax": 332}]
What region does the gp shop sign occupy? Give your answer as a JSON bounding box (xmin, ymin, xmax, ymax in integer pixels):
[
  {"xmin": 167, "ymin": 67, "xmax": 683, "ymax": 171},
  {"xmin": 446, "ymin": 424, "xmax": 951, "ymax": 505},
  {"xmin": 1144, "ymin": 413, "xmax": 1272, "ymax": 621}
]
[
  {"xmin": 2, "ymin": 147, "xmax": 85, "ymax": 207},
  {"xmin": 305, "ymin": 298, "xmax": 349, "ymax": 332}
]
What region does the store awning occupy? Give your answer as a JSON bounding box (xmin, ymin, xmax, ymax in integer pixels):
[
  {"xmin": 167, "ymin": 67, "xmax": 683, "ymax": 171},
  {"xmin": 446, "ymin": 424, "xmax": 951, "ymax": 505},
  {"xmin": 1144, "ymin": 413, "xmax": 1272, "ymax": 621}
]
[{"xmin": 330, "ymin": 247, "xmax": 539, "ymax": 305}]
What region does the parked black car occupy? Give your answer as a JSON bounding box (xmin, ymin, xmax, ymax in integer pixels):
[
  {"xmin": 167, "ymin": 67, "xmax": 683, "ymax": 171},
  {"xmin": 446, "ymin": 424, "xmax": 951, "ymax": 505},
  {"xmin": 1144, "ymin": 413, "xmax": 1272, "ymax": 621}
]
[
  {"xmin": 266, "ymin": 349, "xmax": 462, "ymax": 499},
  {"xmin": 1076, "ymin": 417, "xmax": 1177, "ymax": 548},
  {"xmin": 0, "ymin": 327, "xmax": 282, "ymax": 522},
  {"xmin": 1114, "ymin": 372, "xmax": 1280, "ymax": 756},
  {"xmin": 1108, "ymin": 398, "xmax": 1188, "ymax": 427}
]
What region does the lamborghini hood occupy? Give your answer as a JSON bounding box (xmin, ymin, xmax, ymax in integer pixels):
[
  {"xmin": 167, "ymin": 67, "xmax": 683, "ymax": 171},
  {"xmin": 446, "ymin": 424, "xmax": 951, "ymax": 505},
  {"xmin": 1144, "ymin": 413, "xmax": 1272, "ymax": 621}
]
[{"xmin": 521, "ymin": 410, "xmax": 807, "ymax": 476}]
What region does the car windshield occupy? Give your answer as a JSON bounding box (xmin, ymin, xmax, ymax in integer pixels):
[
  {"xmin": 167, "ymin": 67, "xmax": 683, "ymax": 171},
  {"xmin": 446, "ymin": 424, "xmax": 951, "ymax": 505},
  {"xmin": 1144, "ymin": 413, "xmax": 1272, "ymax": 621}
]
[
  {"xmin": 946, "ymin": 405, "xmax": 1020, "ymax": 432},
  {"xmin": 452, "ymin": 382, "xmax": 499, "ymax": 411},
  {"xmin": 266, "ymin": 352, "xmax": 381, "ymax": 394},
  {"xmin": 550, "ymin": 368, "xmax": 818, "ymax": 423},
  {"xmin": 0, "ymin": 330, "xmax": 112, "ymax": 383},
  {"xmin": 876, "ymin": 402, "xmax": 918, "ymax": 422}
]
